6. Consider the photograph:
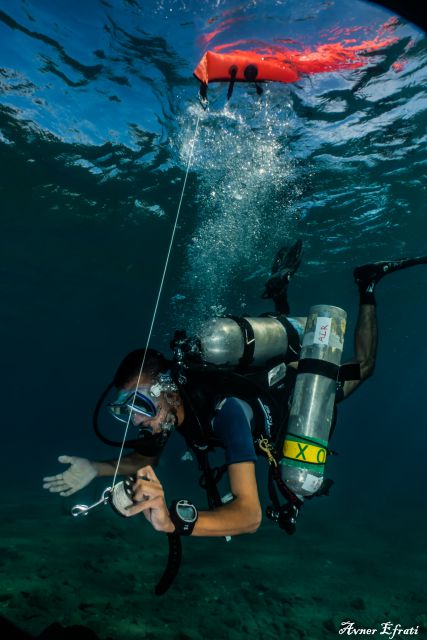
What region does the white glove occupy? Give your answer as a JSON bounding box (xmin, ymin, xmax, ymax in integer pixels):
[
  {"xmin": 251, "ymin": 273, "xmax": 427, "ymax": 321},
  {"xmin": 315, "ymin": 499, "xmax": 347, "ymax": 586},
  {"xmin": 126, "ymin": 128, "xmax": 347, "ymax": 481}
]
[{"xmin": 43, "ymin": 455, "xmax": 97, "ymax": 497}]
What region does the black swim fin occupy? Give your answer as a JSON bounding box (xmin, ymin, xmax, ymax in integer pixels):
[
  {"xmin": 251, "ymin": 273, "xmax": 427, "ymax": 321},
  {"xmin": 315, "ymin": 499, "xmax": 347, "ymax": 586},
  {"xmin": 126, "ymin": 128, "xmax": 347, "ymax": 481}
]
[
  {"xmin": 354, "ymin": 255, "xmax": 427, "ymax": 288},
  {"xmin": 262, "ymin": 239, "xmax": 303, "ymax": 314}
]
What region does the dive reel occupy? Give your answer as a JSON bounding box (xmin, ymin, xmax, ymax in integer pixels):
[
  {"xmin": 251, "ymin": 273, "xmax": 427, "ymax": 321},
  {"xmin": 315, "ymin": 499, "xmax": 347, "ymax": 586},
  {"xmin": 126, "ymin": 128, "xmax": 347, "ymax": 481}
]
[{"xmin": 70, "ymin": 474, "xmax": 143, "ymax": 519}]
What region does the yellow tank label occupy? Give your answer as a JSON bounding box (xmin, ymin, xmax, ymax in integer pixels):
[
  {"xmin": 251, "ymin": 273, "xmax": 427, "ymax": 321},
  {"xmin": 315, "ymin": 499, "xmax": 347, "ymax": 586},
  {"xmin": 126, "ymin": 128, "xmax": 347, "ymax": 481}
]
[{"xmin": 283, "ymin": 439, "xmax": 327, "ymax": 465}]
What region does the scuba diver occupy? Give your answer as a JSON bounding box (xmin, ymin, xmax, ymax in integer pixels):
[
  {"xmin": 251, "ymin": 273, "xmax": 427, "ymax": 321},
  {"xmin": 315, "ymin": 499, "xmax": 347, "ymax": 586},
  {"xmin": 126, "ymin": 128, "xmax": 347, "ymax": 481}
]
[{"xmin": 43, "ymin": 243, "xmax": 427, "ymax": 539}]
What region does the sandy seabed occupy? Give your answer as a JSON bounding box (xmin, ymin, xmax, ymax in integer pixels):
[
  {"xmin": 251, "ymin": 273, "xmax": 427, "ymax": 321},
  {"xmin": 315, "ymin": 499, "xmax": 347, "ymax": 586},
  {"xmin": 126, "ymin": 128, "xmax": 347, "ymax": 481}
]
[{"xmin": 1, "ymin": 491, "xmax": 426, "ymax": 640}]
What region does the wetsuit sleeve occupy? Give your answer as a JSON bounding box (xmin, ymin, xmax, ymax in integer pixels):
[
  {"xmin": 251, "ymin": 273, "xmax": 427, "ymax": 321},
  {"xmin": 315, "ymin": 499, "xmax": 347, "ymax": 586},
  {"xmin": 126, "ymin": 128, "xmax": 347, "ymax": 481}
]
[{"xmin": 212, "ymin": 397, "xmax": 257, "ymax": 465}]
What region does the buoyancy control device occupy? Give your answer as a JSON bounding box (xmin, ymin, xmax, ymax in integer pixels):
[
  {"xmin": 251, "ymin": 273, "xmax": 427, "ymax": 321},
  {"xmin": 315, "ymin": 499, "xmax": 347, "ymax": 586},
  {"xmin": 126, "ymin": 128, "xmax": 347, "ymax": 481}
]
[{"xmin": 173, "ymin": 305, "xmax": 347, "ymax": 500}]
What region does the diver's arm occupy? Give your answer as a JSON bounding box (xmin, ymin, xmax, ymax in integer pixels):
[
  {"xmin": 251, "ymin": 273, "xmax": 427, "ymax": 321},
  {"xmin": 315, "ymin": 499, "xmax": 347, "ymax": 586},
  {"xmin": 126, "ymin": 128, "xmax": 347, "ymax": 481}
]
[
  {"xmin": 43, "ymin": 452, "xmax": 158, "ymax": 497},
  {"xmin": 191, "ymin": 462, "xmax": 262, "ymax": 536},
  {"xmin": 128, "ymin": 462, "xmax": 262, "ymax": 536},
  {"xmin": 342, "ymin": 303, "xmax": 377, "ymax": 399},
  {"xmin": 93, "ymin": 451, "xmax": 157, "ymax": 477}
]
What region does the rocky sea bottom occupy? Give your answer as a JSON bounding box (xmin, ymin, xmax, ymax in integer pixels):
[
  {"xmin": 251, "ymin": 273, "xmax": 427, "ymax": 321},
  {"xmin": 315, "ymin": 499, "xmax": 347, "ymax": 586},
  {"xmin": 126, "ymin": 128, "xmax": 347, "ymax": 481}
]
[{"xmin": 1, "ymin": 490, "xmax": 426, "ymax": 640}]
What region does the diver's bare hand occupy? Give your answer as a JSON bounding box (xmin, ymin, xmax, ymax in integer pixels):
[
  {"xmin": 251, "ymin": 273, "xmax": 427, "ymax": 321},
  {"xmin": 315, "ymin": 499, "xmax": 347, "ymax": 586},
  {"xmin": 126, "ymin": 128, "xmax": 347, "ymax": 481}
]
[
  {"xmin": 126, "ymin": 465, "xmax": 175, "ymax": 533},
  {"xmin": 43, "ymin": 455, "xmax": 97, "ymax": 496}
]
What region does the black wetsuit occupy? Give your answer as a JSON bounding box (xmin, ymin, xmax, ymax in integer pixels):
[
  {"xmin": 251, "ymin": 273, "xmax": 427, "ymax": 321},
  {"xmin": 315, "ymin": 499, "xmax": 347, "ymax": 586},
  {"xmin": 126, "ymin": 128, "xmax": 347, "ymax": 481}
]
[
  {"xmin": 132, "ymin": 363, "xmax": 346, "ymax": 473},
  {"xmin": 134, "ymin": 365, "xmax": 344, "ymax": 461}
]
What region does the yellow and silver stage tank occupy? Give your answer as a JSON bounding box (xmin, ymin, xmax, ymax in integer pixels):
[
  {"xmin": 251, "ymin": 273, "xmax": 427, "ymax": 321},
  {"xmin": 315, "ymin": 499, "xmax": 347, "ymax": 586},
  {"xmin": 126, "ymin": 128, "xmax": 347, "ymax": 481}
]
[{"xmin": 280, "ymin": 305, "xmax": 347, "ymax": 498}]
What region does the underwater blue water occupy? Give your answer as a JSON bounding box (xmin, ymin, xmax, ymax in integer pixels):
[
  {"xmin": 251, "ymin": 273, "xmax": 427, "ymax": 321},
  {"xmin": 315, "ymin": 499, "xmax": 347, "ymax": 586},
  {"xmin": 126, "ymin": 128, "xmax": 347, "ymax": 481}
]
[
  {"xmin": 1, "ymin": 6, "xmax": 426, "ymax": 629},
  {"xmin": 1, "ymin": 0, "xmax": 426, "ymax": 481}
]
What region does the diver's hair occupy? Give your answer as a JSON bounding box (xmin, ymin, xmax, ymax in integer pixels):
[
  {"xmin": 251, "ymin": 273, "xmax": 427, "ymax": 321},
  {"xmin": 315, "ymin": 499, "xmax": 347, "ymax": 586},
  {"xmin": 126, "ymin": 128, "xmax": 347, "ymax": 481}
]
[{"xmin": 113, "ymin": 348, "xmax": 171, "ymax": 388}]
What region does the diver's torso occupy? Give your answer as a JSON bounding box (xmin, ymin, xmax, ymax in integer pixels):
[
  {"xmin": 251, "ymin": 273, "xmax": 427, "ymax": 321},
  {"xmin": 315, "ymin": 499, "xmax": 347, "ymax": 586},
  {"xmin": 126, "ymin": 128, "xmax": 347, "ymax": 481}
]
[{"xmin": 177, "ymin": 367, "xmax": 298, "ymax": 452}]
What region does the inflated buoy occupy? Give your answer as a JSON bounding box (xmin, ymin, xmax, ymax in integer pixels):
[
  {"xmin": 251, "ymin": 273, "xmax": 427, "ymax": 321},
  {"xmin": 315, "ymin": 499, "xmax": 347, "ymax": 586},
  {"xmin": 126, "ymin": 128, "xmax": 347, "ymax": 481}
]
[
  {"xmin": 194, "ymin": 27, "xmax": 399, "ymax": 100},
  {"xmin": 194, "ymin": 50, "xmax": 300, "ymax": 86}
]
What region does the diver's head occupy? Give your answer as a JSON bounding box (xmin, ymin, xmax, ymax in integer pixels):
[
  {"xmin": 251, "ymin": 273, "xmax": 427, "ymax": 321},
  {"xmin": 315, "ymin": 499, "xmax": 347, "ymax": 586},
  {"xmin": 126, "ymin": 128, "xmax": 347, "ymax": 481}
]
[{"xmin": 108, "ymin": 348, "xmax": 184, "ymax": 435}]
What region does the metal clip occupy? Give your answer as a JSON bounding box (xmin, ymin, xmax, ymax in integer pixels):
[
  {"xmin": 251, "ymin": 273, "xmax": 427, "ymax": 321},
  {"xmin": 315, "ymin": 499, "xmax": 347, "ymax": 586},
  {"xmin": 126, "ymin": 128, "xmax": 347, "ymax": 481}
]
[
  {"xmin": 71, "ymin": 487, "xmax": 112, "ymax": 517},
  {"xmin": 258, "ymin": 437, "xmax": 278, "ymax": 467}
]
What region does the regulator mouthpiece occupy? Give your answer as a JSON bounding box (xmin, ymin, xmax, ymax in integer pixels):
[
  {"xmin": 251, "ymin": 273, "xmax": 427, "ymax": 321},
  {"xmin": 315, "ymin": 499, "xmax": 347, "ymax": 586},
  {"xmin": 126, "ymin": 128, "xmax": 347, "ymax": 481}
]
[{"xmin": 150, "ymin": 371, "xmax": 178, "ymax": 397}]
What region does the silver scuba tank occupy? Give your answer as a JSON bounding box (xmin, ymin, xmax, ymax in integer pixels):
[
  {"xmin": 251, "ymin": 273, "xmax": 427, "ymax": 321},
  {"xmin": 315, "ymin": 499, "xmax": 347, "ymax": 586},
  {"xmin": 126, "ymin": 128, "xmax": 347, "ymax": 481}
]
[
  {"xmin": 197, "ymin": 316, "xmax": 306, "ymax": 367},
  {"xmin": 280, "ymin": 304, "xmax": 347, "ymax": 498}
]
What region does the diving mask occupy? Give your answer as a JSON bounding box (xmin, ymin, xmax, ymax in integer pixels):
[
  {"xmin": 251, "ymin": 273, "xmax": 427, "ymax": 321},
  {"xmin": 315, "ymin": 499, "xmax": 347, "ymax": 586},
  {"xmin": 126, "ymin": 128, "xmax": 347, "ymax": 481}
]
[{"xmin": 108, "ymin": 386, "xmax": 158, "ymax": 423}]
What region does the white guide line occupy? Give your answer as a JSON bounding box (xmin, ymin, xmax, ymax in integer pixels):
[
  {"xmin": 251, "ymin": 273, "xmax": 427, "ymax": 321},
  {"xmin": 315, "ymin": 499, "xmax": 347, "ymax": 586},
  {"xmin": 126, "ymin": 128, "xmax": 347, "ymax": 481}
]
[{"xmin": 111, "ymin": 112, "xmax": 202, "ymax": 489}]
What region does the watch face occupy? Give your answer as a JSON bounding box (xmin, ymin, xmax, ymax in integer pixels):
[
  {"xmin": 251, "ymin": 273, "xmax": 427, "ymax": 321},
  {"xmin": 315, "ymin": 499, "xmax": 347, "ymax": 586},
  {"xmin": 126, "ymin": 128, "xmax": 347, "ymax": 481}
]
[{"xmin": 176, "ymin": 501, "xmax": 197, "ymax": 523}]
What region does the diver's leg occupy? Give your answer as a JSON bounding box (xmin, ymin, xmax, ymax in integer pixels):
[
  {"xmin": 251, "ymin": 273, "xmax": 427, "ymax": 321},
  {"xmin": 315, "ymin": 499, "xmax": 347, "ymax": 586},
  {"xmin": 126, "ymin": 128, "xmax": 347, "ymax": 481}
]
[
  {"xmin": 354, "ymin": 303, "xmax": 377, "ymax": 380},
  {"xmin": 353, "ymin": 252, "xmax": 427, "ymax": 367},
  {"xmin": 353, "ymin": 265, "xmax": 380, "ymax": 380},
  {"xmin": 342, "ymin": 276, "xmax": 379, "ymax": 398},
  {"xmin": 262, "ymin": 239, "xmax": 303, "ymax": 314},
  {"xmin": 353, "ymin": 251, "xmax": 427, "ymax": 372}
]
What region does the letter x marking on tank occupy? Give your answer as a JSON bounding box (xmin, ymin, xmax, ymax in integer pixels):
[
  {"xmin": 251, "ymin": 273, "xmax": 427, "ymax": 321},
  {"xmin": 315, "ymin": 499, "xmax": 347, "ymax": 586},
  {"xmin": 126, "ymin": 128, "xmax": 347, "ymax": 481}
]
[{"xmin": 296, "ymin": 443, "xmax": 308, "ymax": 460}]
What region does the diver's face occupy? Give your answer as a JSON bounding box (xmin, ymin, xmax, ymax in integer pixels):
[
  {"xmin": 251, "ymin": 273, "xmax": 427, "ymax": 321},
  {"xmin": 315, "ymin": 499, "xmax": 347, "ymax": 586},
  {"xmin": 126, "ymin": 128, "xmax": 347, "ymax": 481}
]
[{"xmin": 121, "ymin": 375, "xmax": 183, "ymax": 433}]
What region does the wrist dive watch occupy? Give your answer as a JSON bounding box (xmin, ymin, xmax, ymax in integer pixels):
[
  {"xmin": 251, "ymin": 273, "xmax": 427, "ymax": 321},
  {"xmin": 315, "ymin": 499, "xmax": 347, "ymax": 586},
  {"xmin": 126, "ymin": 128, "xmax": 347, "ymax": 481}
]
[{"xmin": 169, "ymin": 499, "xmax": 198, "ymax": 536}]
